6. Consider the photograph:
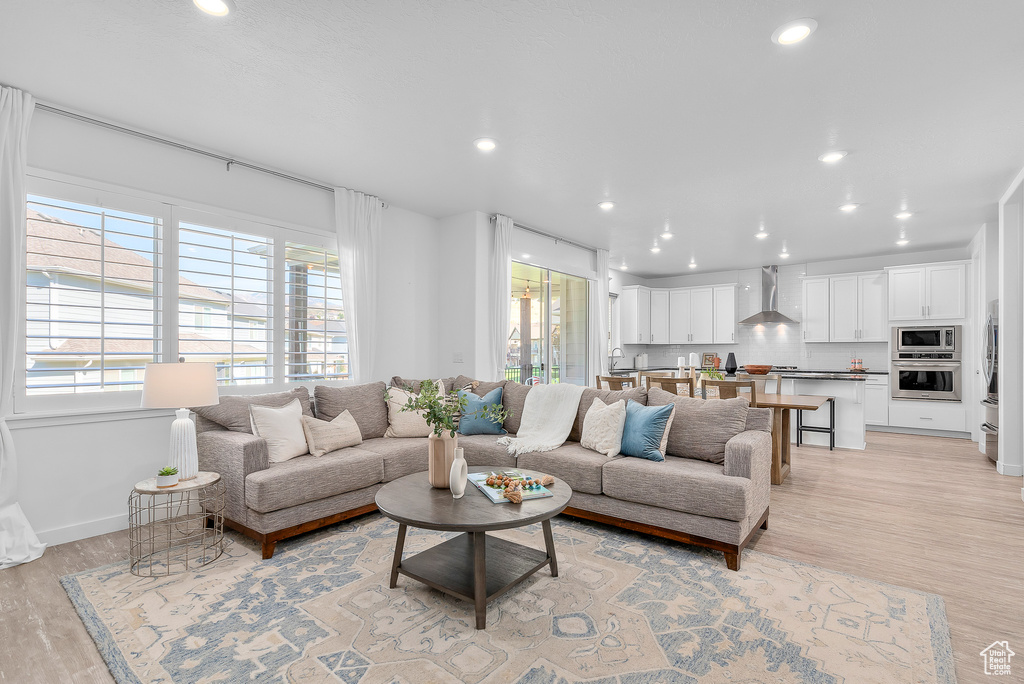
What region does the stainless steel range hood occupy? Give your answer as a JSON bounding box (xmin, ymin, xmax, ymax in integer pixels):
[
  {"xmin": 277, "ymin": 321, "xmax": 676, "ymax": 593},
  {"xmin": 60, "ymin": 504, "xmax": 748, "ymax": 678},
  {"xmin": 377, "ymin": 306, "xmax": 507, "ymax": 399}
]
[{"xmin": 738, "ymin": 265, "xmax": 799, "ymax": 325}]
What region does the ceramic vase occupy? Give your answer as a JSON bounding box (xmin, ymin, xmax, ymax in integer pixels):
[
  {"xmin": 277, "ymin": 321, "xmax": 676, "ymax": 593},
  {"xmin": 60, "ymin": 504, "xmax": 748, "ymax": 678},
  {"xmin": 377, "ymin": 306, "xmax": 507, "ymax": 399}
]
[
  {"xmin": 724, "ymin": 352, "xmax": 738, "ymax": 377},
  {"xmin": 449, "ymin": 447, "xmax": 468, "ymax": 499},
  {"xmin": 427, "ymin": 432, "xmax": 457, "ymax": 488}
]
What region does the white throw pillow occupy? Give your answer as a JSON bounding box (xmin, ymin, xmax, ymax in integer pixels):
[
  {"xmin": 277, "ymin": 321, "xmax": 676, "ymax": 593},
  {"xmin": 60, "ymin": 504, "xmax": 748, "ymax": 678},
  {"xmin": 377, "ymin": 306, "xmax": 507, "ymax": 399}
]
[
  {"xmin": 581, "ymin": 397, "xmax": 627, "ymax": 457},
  {"xmin": 385, "ymin": 379, "xmax": 445, "ymax": 438},
  {"xmin": 250, "ymin": 399, "xmax": 308, "ymax": 463},
  {"xmin": 301, "ymin": 410, "xmax": 362, "ymax": 457}
]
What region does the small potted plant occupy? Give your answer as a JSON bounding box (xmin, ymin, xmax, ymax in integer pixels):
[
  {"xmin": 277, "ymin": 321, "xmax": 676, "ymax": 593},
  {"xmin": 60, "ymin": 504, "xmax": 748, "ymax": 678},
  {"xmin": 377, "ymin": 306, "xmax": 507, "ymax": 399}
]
[{"xmin": 156, "ymin": 466, "xmax": 179, "ymax": 488}]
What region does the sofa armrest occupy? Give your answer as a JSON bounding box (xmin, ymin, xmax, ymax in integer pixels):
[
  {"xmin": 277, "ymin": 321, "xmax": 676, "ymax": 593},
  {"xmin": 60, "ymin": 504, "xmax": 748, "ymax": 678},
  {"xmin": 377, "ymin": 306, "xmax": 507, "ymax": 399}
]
[
  {"xmin": 723, "ymin": 430, "xmax": 771, "ymax": 522},
  {"xmin": 197, "ymin": 430, "xmax": 269, "ymax": 525}
]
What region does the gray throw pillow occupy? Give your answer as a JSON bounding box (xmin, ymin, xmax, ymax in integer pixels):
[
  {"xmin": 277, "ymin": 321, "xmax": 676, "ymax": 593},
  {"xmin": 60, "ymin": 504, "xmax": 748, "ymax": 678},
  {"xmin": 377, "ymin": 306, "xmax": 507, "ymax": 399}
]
[
  {"xmin": 501, "ymin": 381, "xmax": 532, "ymax": 434},
  {"xmin": 569, "ymin": 386, "xmax": 647, "ymax": 442},
  {"xmin": 314, "ymin": 382, "xmax": 389, "ymax": 439},
  {"xmin": 191, "ymin": 387, "xmax": 312, "ymax": 433},
  {"xmin": 647, "ymin": 387, "xmax": 749, "ymax": 464}
]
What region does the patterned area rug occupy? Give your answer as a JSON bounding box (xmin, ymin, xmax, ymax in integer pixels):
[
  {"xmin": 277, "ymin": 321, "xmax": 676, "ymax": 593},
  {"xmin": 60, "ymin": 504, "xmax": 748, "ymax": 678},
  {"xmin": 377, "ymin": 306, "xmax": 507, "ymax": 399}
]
[{"xmin": 62, "ymin": 514, "xmax": 955, "ymax": 683}]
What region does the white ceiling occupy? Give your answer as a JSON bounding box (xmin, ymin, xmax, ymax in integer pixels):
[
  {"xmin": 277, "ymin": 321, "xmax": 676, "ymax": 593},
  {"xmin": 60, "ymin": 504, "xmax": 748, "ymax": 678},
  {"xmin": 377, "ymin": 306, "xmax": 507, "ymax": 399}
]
[{"xmin": 3, "ymin": 1, "xmax": 1023, "ymax": 277}]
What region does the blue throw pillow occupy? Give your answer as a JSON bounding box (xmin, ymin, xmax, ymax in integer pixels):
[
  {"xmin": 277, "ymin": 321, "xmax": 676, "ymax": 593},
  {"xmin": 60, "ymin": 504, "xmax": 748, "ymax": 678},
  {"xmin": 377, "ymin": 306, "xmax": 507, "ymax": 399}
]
[
  {"xmin": 457, "ymin": 387, "xmax": 507, "ymax": 435},
  {"xmin": 620, "ymin": 400, "xmax": 674, "ymax": 461}
]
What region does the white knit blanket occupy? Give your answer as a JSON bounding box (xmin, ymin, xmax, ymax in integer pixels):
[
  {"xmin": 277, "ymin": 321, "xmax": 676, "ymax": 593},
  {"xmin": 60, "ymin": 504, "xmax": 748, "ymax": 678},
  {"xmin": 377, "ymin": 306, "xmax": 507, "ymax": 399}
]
[{"xmin": 497, "ymin": 382, "xmax": 586, "ymax": 456}]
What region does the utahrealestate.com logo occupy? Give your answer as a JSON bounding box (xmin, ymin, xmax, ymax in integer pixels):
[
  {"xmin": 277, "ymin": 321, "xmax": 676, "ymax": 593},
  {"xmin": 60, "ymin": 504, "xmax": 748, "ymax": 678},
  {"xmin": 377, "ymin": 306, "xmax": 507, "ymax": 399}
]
[{"xmin": 981, "ymin": 641, "xmax": 1014, "ymax": 676}]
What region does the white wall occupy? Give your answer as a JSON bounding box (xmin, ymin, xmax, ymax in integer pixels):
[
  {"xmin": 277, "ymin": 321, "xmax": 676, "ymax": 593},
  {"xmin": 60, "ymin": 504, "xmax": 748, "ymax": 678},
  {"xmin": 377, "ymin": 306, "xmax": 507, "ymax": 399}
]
[{"xmin": 12, "ymin": 109, "xmax": 442, "ymax": 545}]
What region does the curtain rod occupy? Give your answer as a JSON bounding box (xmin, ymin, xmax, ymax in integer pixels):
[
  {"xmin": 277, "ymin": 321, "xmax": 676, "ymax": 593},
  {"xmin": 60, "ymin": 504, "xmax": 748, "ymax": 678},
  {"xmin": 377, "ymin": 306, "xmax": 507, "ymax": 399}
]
[
  {"xmin": 495, "ymin": 215, "xmax": 598, "ymax": 254},
  {"xmin": 22, "ymin": 96, "xmax": 387, "ymax": 207}
]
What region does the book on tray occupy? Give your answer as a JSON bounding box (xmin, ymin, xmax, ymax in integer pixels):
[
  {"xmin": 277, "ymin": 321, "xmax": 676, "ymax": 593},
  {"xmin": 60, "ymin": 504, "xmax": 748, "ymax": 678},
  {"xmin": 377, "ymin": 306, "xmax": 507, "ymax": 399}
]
[{"xmin": 467, "ymin": 470, "xmax": 554, "ymax": 504}]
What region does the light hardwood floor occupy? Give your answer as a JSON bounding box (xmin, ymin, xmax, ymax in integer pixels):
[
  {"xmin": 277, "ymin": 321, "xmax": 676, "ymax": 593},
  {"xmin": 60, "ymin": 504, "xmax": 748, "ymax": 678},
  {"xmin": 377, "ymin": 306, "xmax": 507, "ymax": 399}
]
[{"xmin": 1, "ymin": 432, "xmax": 1021, "ymax": 683}]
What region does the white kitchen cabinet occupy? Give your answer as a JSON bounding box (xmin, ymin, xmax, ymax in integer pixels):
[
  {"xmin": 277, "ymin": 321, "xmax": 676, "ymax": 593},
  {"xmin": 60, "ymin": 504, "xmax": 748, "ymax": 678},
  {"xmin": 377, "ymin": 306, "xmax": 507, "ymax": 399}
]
[
  {"xmin": 690, "ymin": 287, "xmax": 714, "ymax": 344},
  {"xmin": 829, "ymin": 271, "xmax": 888, "ymax": 342},
  {"xmin": 925, "ymin": 263, "xmax": 966, "ymax": 319},
  {"xmin": 864, "ymin": 376, "xmax": 889, "ymax": 426},
  {"xmin": 858, "ymin": 271, "xmax": 888, "ymax": 341},
  {"xmin": 620, "ymin": 285, "xmax": 651, "ymax": 344},
  {"xmin": 650, "ymin": 289, "xmax": 669, "ymax": 344},
  {"xmin": 888, "ymin": 399, "xmax": 966, "ymax": 432},
  {"xmin": 669, "ymin": 288, "xmax": 692, "ymax": 343},
  {"xmin": 829, "ymin": 275, "xmax": 859, "ymax": 342},
  {"xmin": 713, "ymin": 285, "xmax": 736, "ymax": 344},
  {"xmin": 888, "ymin": 263, "xmax": 966, "ymax": 320},
  {"xmin": 802, "ymin": 277, "xmax": 830, "ymax": 342}
]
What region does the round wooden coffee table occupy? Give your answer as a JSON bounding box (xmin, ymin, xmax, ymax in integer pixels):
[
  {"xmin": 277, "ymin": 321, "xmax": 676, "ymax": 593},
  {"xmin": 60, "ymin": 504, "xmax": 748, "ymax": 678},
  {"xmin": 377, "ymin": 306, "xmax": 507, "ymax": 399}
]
[{"xmin": 375, "ymin": 467, "xmax": 572, "ymax": 629}]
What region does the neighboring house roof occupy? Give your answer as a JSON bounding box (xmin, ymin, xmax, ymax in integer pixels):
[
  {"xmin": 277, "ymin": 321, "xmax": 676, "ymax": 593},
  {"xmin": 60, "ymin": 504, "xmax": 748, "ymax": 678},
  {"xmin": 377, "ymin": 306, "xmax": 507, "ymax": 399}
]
[
  {"xmin": 43, "ymin": 334, "xmax": 266, "ymax": 358},
  {"xmin": 27, "ymin": 209, "xmax": 228, "ymax": 303}
]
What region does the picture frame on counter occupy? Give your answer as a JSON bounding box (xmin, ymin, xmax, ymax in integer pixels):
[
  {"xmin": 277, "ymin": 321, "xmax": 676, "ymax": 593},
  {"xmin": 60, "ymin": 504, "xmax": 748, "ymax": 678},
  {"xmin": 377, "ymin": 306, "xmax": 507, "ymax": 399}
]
[{"xmin": 701, "ymin": 352, "xmax": 717, "ymax": 369}]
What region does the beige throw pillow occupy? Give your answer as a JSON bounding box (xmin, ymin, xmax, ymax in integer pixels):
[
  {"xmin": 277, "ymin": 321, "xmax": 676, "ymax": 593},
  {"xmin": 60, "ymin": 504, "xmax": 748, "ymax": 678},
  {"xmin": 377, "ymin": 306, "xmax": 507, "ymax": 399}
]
[
  {"xmin": 249, "ymin": 399, "xmax": 309, "ymax": 463},
  {"xmin": 580, "ymin": 397, "xmax": 627, "ymax": 457},
  {"xmin": 301, "ymin": 410, "xmax": 362, "ymax": 457},
  {"xmin": 385, "ymin": 380, "xmax": 445, "ymax": 438}
]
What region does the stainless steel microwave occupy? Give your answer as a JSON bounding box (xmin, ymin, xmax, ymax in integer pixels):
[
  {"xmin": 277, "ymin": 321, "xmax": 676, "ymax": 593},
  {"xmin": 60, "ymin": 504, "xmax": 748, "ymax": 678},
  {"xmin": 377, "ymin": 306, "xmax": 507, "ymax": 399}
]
[{"xmin": 892, "ymin": 325, "xmax": 961, "ymax": 353}]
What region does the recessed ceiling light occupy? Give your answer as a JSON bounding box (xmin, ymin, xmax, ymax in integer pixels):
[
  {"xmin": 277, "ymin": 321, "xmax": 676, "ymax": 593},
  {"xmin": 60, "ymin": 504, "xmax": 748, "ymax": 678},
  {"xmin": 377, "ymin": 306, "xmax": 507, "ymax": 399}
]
[
  {"xmin": 779, "ymin": 251, "xmax": 791, "ymax": 259},
  {"xmin": 771, "ymin": 18, "xmax": 817, "ymax": 45},
  {"xmin": 194, "ymin": 0, "xmax": 235, "ymax": 16},
  {"xmin": 688, "ymin": 262, "xmax": 697, "ymax": 269},
  {"xmin": 620, "ymin": 264, "xmax": 628, "ymax": 271},
  {"xmin": 755, "ymin": 231, "xmax": 769, "ymax": 239},
  {"xmin": 818, "ymin": 150, "xmax": 847, "ymax": 163},
  {"xmin": 473, "ymin": 138, "xmax": 496, "ymax": 152},
  {"xmin": 650, "ymin": 246, "xmax": 661, "ymax": 254},
  {"xmin": 521, "ymin": 254, "xmax": 530, "ymax": 259},
  {"xmin": 896, "ymin": 238, "xmax": 910, "ymax": 246},
  {"xmin": 839, "ymin": 203, "xmax": 860, "ymax": 212},
  {"xmin": 660, "ymin": 231, "xmax": 673, "ymax": 239},
  {"xmin": 895, "ymin": 211, "xmax": 913, "ymax": 219},
  {"xmin": 598, "ymin": 201, "xmax": 615, "ymax": 211}
]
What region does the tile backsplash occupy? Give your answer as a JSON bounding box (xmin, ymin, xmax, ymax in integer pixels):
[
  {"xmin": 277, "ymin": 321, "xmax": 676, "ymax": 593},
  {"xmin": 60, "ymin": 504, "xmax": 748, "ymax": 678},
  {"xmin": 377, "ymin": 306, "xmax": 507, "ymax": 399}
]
[{"xmin": 618, "ymin": 264, "xmax": 890, "ymax": 372}]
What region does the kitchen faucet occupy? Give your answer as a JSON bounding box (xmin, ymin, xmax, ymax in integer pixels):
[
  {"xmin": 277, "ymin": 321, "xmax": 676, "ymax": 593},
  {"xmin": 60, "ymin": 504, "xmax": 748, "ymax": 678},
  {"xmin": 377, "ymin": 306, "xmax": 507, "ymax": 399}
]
[{"xmin": 609, "ymin": 347, "xmax": 624, "ymax": 370}]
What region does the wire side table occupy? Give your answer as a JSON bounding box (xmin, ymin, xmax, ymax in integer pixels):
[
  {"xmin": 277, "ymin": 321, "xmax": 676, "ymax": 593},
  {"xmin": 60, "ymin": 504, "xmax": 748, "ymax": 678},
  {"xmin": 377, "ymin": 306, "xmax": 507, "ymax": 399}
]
[{"xmin": 128, "ymin": 471, "xmax": 225, "ymax": 576}]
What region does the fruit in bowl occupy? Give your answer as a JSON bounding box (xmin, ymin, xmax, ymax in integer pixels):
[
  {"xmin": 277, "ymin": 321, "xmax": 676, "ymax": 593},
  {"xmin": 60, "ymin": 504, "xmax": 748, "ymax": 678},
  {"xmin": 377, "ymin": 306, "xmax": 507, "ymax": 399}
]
[{"xmin": 744, "ymin": 364, "xmax": 773, "ymax": 375}]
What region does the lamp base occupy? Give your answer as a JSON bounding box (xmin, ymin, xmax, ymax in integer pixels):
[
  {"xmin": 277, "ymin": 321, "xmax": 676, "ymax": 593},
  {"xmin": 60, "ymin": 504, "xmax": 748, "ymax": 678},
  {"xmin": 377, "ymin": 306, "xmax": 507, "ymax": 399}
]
[{"xmin": 169, "ymin": 408, "xmax": 199, "ymax": 480}]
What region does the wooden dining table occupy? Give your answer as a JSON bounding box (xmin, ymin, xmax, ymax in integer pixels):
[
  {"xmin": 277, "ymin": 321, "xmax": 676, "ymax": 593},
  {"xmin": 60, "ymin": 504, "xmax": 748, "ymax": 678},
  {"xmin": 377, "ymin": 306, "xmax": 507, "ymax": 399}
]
[{"xmin": 754, "ymin": 394, "xmax": 831, "ymax": 484}]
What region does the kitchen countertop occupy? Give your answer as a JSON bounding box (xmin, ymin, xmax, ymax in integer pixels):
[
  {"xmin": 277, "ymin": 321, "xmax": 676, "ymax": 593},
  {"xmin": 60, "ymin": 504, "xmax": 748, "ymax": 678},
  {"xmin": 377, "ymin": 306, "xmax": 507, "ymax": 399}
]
[{"xmin": 610, "ymin": 366, "xmax": 888, "ymax": 380}]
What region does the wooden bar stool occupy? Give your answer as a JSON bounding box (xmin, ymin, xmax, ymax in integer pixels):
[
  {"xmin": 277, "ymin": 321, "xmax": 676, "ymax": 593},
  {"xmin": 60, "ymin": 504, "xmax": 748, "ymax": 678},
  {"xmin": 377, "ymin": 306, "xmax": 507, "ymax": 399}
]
[
  {"xmin": 702, "ymin": 379, "xmax": 759, "ymax": 407},
  {"xmin": 595, "ymin": 375, "xmax": 636, "ymax": 390}
]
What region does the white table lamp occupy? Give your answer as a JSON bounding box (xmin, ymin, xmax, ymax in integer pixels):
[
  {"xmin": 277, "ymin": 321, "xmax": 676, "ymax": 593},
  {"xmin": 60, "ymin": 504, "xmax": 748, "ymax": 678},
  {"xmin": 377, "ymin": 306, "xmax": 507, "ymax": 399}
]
[{"xmin": 141, "ymin": 361, "xmax": 219, "ymax": 480}]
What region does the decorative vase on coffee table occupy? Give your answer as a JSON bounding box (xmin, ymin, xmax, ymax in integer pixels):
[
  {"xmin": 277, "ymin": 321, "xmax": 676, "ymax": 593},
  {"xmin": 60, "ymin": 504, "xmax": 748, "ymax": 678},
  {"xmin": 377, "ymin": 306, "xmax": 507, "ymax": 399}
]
[
  {"xmin": 449, "ymin": 447, "xmax": 468, "ymax": 499},
  {"xmin": 427, "ymin": 433, "xmax": 457, "ymax": 488}
]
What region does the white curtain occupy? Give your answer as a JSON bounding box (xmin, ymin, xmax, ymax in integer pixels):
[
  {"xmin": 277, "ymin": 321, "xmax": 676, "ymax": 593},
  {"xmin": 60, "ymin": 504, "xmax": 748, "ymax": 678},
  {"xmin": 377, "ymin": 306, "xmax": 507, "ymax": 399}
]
[
  {"xmin": 0, "ymin": 87, "xmax": 45, "ymax": 568},
  {"xmin": 335, "ymin": 188, "xmax": 382, "ymax": 383},
  {"xmin": 490, "ymin": 215, "xmax": 513, "ymax": 381},
  {"xmin": 588, "ymin": 248, "xmax": 610, "ymax": 383}
]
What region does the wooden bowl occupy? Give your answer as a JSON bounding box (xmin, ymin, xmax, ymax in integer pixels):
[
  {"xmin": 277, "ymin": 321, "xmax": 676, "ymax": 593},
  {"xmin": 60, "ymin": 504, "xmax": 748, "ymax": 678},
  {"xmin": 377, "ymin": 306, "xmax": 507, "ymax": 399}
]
[{"xmin": 744, "ymin": 364, "xmax": 773, "ymax": 375}]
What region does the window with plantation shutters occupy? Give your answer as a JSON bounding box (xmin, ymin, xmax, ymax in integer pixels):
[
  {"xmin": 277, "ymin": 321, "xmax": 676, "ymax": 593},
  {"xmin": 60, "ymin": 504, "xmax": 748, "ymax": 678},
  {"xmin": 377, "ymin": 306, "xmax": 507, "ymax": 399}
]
[
  {"xmin": 25, "ymin": 195, "xmax": 162, "ymax": 395},
  {"xmin": 177, "ymin": 223, "xmax": 273, "ymax": 385},
  {"xmin": 285, "ymin": 242, "xmax": 348, "ymax": 382}
]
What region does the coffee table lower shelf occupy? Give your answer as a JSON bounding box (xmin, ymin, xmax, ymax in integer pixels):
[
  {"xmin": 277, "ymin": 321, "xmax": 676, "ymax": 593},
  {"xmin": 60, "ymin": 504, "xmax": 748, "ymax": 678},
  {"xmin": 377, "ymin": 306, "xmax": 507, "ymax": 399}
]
[{"xmin": 391, "ymin": 528, "xmax": 554, "ymax": 629}]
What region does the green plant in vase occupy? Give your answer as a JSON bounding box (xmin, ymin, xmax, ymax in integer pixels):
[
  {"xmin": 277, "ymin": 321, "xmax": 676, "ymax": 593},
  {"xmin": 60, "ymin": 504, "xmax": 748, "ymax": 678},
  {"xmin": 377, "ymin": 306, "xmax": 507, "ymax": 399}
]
[{"xmin": 158, "ymin": 466, "xmax": 179, "ymax": 477}]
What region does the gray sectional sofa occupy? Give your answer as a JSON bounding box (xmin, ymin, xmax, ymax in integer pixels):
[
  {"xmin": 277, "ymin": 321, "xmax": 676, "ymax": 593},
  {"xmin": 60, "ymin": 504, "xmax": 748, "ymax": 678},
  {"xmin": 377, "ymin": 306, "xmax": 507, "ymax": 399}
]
[{"xmin": 194, "ymin": 375, "xmax": 772, "ymax": 569}]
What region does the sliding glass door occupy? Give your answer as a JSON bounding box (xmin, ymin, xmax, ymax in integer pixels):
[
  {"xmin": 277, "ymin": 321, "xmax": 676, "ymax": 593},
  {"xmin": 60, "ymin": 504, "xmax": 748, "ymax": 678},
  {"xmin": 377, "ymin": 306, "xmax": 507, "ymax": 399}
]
[{"xmin": 508, "ymin": 262, "xmax": 588, "ymax": 385}]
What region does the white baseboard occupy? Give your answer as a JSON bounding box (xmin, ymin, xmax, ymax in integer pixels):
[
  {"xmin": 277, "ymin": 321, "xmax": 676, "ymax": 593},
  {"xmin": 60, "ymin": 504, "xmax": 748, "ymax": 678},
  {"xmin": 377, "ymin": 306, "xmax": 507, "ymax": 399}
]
[
  {"xmin": 36, "ymin": 513, "xmax": 128, "ymax": 547},
  {"xmin": 867, "ymin": 425, "xmax": 972, "ymax": 439},
  {"xmin": 996, "ymin": 461, "xmax": 1024, "ymax": 477}
]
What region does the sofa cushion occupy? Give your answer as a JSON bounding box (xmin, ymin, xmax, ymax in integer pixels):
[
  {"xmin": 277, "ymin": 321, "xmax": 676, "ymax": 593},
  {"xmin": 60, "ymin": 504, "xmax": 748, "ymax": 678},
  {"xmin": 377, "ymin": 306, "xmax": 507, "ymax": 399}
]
[
  {"xmin": 602, "ymin": 455, "xmax": 751, "ymax": 522},
  {"xmin": 517, "ymin": 442, "xmax": 612, "ymax": 495},
  {"xmin": 193, "ymin": 387, "xmax": 312, "ymax": 433},
  {"xmin": 357, "ymin": 437, "xmax": 428, "ymax": 482},
  {"xmin": 745, "ymin": 406, "xmax": 773, "ymax": 433},
  {"xmin": 580, "ymin": 397, "xmax": 626, "ymax": 457},
  {"xmin": 453, "ymin": 375, "xmax": 507, "ymax": 398},
  {"xmin": 455, "ymin": 434, "xmax": 518, "ymax": 469},
  {"xmin": 244, "ymin": 447, "xmax": 384, "ymax": 513},
  {"xmin": 501, "ymin": 381, "xmax": 532, "ymax": 433},
  {"xmin": 301, "ymin": 411, "xmax": 362, "ymax": 458},
  {"xmin": 314, "ymin": 382, "xmax": 389, "ymax": 439},
  {"xmin": 647, "ymin": 387, "xmax": 749, "ymax": 464},
  {"xmin": 458, "ymin": 387, "xmax": 506, "ymax": 435},
  {"xmin": 569, "ymin": 386, "xmax": 647, "ymax": 442},
  {"xmin": 250, "ymin": 399, "xmax": 309, "ymax": 462},
  {"xmin": 384, "ymin": 385, "xmax": 435, "ymax": 438},
  {"xmin": 620, "ymin": 400, "xmax": 674, "ymax": 462},
  {"xmin": 390, "ymin": 376, "xmax": 457, "ymax": 394}
]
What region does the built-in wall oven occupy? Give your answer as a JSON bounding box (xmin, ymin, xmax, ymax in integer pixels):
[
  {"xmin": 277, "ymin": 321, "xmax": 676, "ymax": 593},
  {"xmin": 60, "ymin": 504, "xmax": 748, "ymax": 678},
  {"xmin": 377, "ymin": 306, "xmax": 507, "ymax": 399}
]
[{"xmin": 891, "ymin": 325, "xmax": 962, "ymax": 402}]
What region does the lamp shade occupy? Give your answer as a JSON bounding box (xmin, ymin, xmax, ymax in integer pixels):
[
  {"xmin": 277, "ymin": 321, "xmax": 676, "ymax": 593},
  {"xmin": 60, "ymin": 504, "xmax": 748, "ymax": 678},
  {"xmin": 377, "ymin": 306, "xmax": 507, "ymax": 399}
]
[{"xmin": 141, "ymin": 362, "xmax": 220, "ymax": 409}]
